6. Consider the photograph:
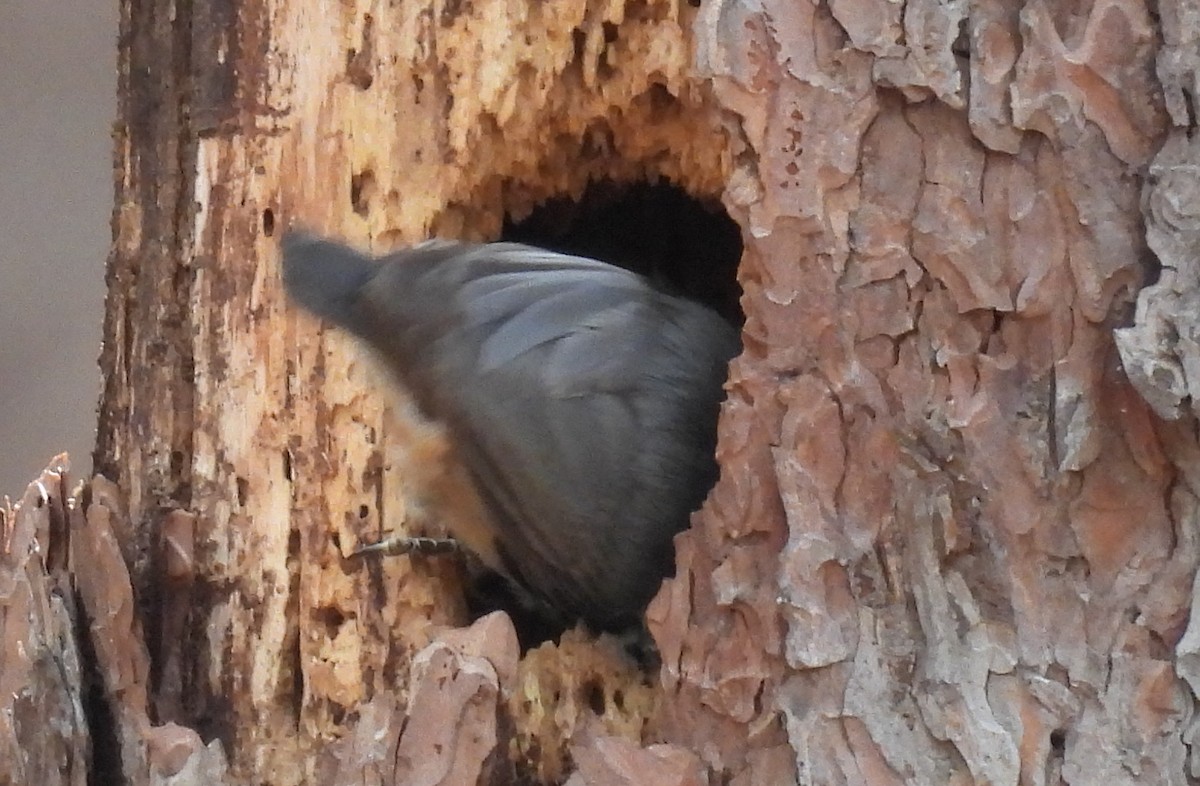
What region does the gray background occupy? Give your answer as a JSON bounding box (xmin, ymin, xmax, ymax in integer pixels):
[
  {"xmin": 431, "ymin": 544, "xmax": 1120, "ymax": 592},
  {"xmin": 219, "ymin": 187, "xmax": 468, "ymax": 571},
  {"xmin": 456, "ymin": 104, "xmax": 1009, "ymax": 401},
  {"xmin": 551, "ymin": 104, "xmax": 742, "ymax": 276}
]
[{"xmin": 1, "ymin": 0, "xmax": 116, "ymax": 496}]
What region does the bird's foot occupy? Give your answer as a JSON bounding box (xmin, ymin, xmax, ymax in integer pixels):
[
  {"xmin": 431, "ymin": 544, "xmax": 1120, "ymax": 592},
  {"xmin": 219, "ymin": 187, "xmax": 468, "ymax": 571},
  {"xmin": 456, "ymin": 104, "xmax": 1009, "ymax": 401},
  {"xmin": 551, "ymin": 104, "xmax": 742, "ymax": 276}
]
[{"xmin": 351, "ymin": 535, "xmax": 462, "ymax": 558}]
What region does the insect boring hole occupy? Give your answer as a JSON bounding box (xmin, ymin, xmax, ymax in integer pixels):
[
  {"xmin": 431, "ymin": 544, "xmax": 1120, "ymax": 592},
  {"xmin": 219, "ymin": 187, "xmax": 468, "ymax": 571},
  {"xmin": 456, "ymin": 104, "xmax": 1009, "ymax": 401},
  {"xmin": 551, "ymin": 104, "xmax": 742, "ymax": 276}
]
[{"xmin": 501, "ymin": 179, "xmax": 744, "ymax": 327}]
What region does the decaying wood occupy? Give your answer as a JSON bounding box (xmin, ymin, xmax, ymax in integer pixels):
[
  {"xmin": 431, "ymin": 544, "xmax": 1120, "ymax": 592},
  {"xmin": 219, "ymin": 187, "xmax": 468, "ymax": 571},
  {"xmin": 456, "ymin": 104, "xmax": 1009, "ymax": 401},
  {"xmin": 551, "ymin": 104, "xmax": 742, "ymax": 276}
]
[
  {"xmin": 97, "ymin": 1, "xmax": 723, "ymax": 783},
  {"xmin": 3, "ymin": 0, "xmax": 1199, "ymax": 783}
]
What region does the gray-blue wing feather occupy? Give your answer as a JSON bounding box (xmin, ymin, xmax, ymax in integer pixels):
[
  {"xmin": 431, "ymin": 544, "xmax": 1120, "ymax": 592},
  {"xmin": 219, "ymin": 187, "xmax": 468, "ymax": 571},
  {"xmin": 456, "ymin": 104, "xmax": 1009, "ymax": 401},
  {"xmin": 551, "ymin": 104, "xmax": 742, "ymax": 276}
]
[{"xmin": 284, "ymin": 235, "xmax": 738, "ymax": 629}]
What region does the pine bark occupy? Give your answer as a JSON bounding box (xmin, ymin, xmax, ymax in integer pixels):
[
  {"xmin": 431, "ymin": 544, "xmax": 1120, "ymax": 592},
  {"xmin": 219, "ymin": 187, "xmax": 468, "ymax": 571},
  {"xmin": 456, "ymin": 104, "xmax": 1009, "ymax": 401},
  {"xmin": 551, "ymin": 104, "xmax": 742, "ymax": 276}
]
[{"xmin": 2, "ymin": 0, "xmax": 1196, "ymax": 784}]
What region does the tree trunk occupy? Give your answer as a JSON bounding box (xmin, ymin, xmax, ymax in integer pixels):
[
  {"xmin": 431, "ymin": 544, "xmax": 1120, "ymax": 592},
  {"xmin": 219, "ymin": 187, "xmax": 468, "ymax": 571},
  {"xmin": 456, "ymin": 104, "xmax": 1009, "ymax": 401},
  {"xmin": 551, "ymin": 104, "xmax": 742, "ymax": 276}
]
[{"xmin": 3, "ymin": 0, "xmax": 1196, "ymax": 784}]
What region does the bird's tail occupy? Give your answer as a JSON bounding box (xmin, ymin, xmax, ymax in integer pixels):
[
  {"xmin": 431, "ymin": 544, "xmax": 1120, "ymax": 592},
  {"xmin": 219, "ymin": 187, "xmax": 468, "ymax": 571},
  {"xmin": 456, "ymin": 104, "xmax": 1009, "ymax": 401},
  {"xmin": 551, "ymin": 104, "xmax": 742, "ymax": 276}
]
[{"xmin": 280, "ymin": 231, "xmax": 378, "ymax": 335}]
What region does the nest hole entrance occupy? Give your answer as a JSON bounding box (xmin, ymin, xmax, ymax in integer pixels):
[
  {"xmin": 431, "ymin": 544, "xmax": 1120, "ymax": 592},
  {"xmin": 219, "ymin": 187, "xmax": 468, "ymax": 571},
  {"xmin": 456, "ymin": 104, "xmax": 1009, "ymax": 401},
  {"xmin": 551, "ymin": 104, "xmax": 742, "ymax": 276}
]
[{"xmin": 501, "ymin": 179, "xmax": 744, "ymax": 326}]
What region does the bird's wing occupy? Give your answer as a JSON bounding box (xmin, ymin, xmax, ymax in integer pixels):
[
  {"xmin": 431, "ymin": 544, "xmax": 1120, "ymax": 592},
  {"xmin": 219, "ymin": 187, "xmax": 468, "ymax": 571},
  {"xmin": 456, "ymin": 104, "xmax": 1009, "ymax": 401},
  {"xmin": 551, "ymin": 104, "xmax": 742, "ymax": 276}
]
[{"xmin": 372, "ymin": 243, "xmax": 699, "ymax": 623}]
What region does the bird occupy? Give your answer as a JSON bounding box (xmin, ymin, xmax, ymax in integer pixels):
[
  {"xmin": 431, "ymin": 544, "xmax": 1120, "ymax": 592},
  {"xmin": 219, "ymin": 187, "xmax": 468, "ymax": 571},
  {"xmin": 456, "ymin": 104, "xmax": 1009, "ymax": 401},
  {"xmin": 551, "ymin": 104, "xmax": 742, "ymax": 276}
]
[{"xmin": 281, "ymin": 231, "xmax": 739, "ymax": 635}]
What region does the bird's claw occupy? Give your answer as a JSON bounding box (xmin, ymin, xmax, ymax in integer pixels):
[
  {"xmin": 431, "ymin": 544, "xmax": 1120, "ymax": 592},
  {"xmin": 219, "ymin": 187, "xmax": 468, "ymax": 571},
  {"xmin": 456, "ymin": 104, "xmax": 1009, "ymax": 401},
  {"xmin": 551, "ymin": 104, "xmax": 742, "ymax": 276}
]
[{"xmin": 350, "ymin": 535, "xmax": 461, "ymax": 559}]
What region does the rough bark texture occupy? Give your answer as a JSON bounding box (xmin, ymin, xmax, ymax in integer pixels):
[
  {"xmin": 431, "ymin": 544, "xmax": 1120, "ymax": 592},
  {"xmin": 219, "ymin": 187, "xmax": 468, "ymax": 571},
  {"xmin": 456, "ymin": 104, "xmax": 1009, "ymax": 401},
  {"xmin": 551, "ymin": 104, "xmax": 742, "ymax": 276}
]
[
  {"xmin": 3, "ymin": 0, "xmax": 1197, "ymax": 783},
  {"xmin": 0, "ymin": 458, "xmax": 90, "ymax": 786},
  {"xmin": 656, "ymin": 1, "xmax": 1190, "ymax": 784},
  {"xmin": 0, "ymin": 458, "xmax": 231, "ymax": 786}
]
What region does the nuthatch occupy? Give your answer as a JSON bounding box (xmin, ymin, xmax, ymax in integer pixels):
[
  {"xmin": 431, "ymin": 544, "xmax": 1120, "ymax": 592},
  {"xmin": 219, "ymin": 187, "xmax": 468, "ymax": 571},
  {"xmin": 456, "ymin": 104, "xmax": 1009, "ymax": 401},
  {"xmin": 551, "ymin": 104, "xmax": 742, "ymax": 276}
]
[{"xmin": 282, "ymin": 232, "xmax": 738, "ymax": 633}]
